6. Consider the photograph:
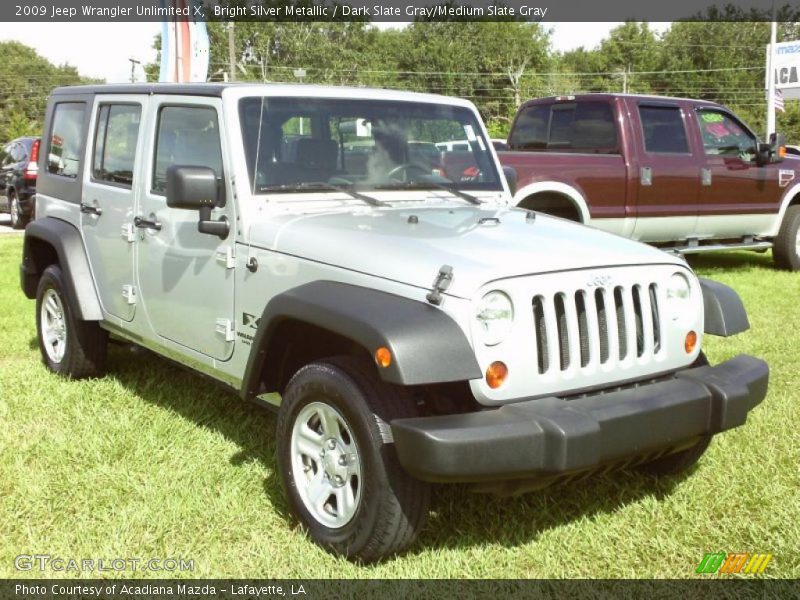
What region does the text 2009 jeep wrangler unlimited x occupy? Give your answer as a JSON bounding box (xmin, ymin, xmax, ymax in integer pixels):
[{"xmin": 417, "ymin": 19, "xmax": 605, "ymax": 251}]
[{"xmin": 21, "ymin": 84, "xmax": 768, "ymax": 562}]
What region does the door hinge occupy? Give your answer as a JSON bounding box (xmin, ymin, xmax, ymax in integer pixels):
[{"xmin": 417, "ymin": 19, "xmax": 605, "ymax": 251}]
[
  {"xmin": 701, "ymin": 168, "xmax": 712, "ymax": 186},
  {"xmin": 640, "ymin": 167, "xmax": 652, "ymax": 186},
  {"xmin": 121, "ymin": 223, "xmax": 136, "ymax": 243},
  {"xmin": 215, "ymin": 318, "xmax": 235, "ymax": 342},
  {"xmin": 215, "ymin": 246, "xmax": 235, "ymax": 269},
  {"xmin": 122, "ymin": 285, "xmax": 137, "ymax": 305}
]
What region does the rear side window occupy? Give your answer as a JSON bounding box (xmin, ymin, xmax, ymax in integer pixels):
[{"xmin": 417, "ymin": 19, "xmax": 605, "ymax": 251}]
[
  {"xmin": 639, "ymin": 106, "xmax": 690, "ymax": 154},
  {"xmin": 152, "ymin": 106, "xmax": 223, "ymax": 194},
  {"xmin": 92, "ymin": 104, "xmax": 141, "ymax": 187},
  {"xmin": 509, "ymin": 102, "xmax": 617, "ymax": 153},
  {"xmin": 47, "ymin": 103, "xmax": 85, "ymax": 178}
]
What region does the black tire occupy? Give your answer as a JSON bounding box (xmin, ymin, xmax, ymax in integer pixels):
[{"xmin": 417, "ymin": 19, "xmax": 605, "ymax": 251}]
[
  {"xmin": 639, "ymin": 435, "xmax": 713, "ymax": 476},
  {"xmin": 9, "ymin": 191, "xmax": 25, "ymax": 230},
  {"xmin": 35, "ymin": 264, "xmax": 108, "ymax": 378},
  {"xmin": 773, "ymin": 205, "xmax": 800, "ymax": 271},
  {"xmin": 276, "ymin": 356, "xmax": 430, "ymax": 563}
]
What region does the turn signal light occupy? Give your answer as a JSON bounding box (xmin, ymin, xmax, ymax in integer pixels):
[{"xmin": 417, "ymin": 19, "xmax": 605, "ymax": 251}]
[
  {"xmin": 685, "ymin": 331, "xmax": 698, "ymax": 354},
  {"xmin": 485, "ymin": 361, "xmax": 508, "ymax": 389},
  {"xmin": 374, "ymin": 346, "xmax": 392, "ymax": 368}
]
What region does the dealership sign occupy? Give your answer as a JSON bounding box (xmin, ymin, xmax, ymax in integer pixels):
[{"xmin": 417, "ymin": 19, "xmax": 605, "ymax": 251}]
[{"xmin": 766, "ymin": 40, "xmax": 800, "ymax": 99}]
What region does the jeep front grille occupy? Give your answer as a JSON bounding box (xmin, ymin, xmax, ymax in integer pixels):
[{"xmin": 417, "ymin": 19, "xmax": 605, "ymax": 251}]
[{"xmin": 532, "ymin": 283, "xmax": 662, "ymax": 375}]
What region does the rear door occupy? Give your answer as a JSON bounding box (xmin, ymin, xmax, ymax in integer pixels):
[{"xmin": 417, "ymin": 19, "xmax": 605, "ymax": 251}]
[
  {"xmin": 0, "ymin": 143, "xmax": 13, "ymax": 202},
  {"xmin": 631, "ymin": 101, "xmax": 700, "ymax": 242},
  {"xmin": 135, "ymin": 97, "xmax": 235, "ymax": 361},
  {"xmin": 693, "ymin": 107, "xmax": 781, "ymax": 237}
]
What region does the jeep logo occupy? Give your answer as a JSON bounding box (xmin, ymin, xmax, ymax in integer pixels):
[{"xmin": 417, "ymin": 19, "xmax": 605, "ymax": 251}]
[
  {"xmin": 243, "ymin": 312, "xmax": 261, "ymax": 329},
  {"xmin": 586, "ymin": 275, "xmax": 612, "ymax": 288}
]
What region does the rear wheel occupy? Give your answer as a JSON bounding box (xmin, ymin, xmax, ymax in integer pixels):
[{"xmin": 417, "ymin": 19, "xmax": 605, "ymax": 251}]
[
  {"xmin": 36, "ymin": 264, "xmax": 108, "ymax": 378},
  {"xmin": 9, "ymin": 192, "xmax": 24, "ymax": 229},
  {"xmin": 773, "ymin": 205, "xmax": 800, "ymax": 270},
  {"xmin": 276, "ymin": 356, "xmax": 430, "ymax": 563}
]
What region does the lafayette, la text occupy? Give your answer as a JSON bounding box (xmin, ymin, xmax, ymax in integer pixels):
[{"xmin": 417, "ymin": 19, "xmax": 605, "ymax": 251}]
[
  {"xmin": 16, "ymin": 584, "xmax": 306, "ymax": 597},
  {"xmin": 216, "ymin": 5, "xmax": 548, "ymax": 18}
]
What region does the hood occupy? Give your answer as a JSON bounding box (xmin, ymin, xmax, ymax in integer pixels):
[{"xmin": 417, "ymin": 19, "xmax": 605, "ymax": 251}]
[{"xmin": 249, "ymin": 204, "xmax": 684, "ymax": 298}]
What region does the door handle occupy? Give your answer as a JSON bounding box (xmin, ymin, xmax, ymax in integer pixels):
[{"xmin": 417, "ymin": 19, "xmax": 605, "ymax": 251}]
[
  {"xmin": 80, "ymin": 202, "xmax": 102, "ymax": 216},
  {"xmin": 134, "ymin": 216, "xmax": 162, "ymax": 231}
]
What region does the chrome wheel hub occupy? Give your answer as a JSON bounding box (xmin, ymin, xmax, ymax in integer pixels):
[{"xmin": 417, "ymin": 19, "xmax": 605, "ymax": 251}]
[
  {"xmin": 40, "ymin": 289, "xmax": 67, "ymax": 363},
  {"xmin": 290, "ymin": 402, "xmax": 361, "ymax": 528},
  {"xmin": 10, "ymin": 197, "xmax": 18, "ymax": 223}
]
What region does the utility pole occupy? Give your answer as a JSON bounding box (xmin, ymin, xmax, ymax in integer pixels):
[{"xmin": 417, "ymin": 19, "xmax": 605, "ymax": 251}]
[
  {"xmin": 128, "ymin": 57, "xmax": 141, "ymax": 83},
  {"xmin": 766, "ymin": 19, "xmax": 778, "ymax": 139},
  {"xmin": 228, "ymin": 23, "xmax": 237, "ymax": 82}
]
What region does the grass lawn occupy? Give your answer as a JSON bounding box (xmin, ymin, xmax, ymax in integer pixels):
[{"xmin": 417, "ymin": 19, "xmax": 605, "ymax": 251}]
[{"xmin": 1, "ymin": 234, "xmax": 798, "ymax": 578}]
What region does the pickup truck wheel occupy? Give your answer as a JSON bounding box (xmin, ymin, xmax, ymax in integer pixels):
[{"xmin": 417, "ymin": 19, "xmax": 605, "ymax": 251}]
[
  {"xmin": 773, "ymin": 205, "xmax": 800, "ymax": 270},
  {"xmin": 638, "ymin": 434, "xmax": 712, "ymax": 476},
  {"xmin": 276, "ymin": 356, "xmax": 430, "ymax": 562},
  {"xmin": 36, "ymin": 265, "xmax": 108, "ymax": 378}
]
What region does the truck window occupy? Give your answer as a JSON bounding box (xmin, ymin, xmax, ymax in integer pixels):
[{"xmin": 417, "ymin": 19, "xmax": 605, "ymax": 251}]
[
  {"xmin": 696, "ymin": 109, "xmax": 757, "ymax": 159},
  {"xmin": 509, "ymin": 102, "xmax": 617, "ymax": 153},
  {"xmin": 639, "ymin": 106, "xmax": 690, "ymax": 154},
  {"xmin": 92, "ymin": 104, "xmax": 141, "ymax": 187},
  {"xmin": 47, "ymin": 102, "xmax": 85, "ymax": 179},
  {"xmin": 152, "ymin": 106, "xmax": 223, "ymax": 195}
]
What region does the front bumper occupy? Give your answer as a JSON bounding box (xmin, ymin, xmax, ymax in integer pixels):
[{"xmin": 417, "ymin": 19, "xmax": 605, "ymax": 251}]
[{"xmin": 391, "ymin": 355, "xmax": 768, "ymax": 482}]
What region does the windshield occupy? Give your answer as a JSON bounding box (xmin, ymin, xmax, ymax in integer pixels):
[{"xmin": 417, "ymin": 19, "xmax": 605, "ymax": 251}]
[{"xmin": 239, "ymin": 97, "xmax": 502, "ymax": 195}]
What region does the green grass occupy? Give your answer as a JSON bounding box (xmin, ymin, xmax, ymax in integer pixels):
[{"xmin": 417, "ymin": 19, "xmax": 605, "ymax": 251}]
[{"xmin": 1, "ymin": 234, "xmax": 798, "ymax": 578}]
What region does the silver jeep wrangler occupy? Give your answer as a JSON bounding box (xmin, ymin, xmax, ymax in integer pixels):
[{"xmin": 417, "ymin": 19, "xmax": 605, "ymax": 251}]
[{"xmin": 21, "ymin": 83, "xmax": 768, "ymax": 562}]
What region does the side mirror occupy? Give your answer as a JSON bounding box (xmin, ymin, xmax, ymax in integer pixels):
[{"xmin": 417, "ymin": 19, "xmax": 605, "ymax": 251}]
[
  {"xmin": 769, "ymin": 132, "xmax": 786, "ymax": 164},
  {"xmin": 756, "ymin": 143, "xmax": 771, "ymax": 166},
  {"xmin": 166, "ymin": 165, "xmax": 229, "ymax": 239},
  {"xmin": 502, "ymin": 165, "xmax": 517, "ymax": 197}
]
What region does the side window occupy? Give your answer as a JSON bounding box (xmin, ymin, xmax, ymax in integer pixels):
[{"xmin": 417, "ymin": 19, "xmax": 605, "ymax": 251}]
[
  {"xmin": 152, "ymin": 105, "xmax": 222, "ymax": 195},
  {"xmin": 12, "ymin": 143, "xmax": 27, "ymax": 163},
  {"xmin": 639, "ymin": 106, "xmax": 690, "ymax": 154},
  {"xmin": 549, "ymin": 102, "xmax": 618, "ymax": 152},
  {"xmin": 0, "ymin": 144, "xmax": 12, "ymax": 167},
  {"xmin": 47, "ymin": 102, "xmax": 85, "ymax": 178},
  {"xmin": 92, "ymin": 104, "xmax": 141, "ymax": 187},
  {"xmin": 697, "ymin": 110, "xmax": 757, "ymax": 158},
  {"xmin": 508, "ymin": 105, "xmax": 549, "ymax": 150}
]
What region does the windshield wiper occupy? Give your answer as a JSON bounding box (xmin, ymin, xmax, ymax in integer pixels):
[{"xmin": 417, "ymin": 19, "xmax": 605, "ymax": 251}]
[
  {"xmin": 386, "ymin": 181, "xmax": 482, "ymax": 205},
  {"xmin": 257, "ymin": 182, "xmax": 387, "ymax": 207}
]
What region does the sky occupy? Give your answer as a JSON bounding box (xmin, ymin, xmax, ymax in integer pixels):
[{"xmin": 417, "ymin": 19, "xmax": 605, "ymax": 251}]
[{"xmin": 0, "ymin": 22, "xmax": 668, "ymax": 83}]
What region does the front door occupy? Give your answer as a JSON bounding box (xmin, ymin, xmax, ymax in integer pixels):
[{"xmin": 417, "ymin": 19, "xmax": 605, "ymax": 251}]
[
  {"xmin": 81, "ymin": 98, "xmax": 144, "ymax": 321},
  {"xmin": 135, "ymin": 97, "xmax": 235, "ymax": 361},
  {"xmin": 694, "ymin": 107, "xmax": 782, "ymax": 237}
]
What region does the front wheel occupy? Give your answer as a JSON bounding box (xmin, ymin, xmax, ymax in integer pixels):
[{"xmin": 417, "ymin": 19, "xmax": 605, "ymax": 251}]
[
  {"xmin": 773, "ymin": 205, "xmax": 800, "ymax": 271},
  {"xmin": 276, "ymin": 356, "xmax": 430, "ymax": 563},
  {"xmin": 36, "ymin": 264, "xmax": 108, "ymax": 378}
]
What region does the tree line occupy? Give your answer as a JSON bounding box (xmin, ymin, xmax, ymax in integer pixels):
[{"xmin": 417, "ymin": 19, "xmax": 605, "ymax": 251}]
[{"xmin": 2, "ymin": 17, "xmax": 799, "ymax": 144}]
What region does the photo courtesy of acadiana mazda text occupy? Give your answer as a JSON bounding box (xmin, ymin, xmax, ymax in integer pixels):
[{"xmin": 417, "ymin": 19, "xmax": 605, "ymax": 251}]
[{"xmin": 20, "ymin": 82, "xmax": 769, "ymax": 562}]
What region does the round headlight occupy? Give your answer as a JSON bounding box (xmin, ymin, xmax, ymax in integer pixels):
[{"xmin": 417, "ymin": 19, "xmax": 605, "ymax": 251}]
[
  {"xmin": 666, "ymin": 272, "xmax": 692, "ymax": 319},
  {"xmin": 475, "ymin": 291, "xmax": 514, "ymax": 346}
]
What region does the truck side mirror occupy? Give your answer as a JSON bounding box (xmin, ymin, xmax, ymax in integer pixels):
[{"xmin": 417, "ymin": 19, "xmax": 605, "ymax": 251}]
[
  {"xmin": 166, "ymin": 165, "xmax": 229, "ymax": 239},
  {"xmin": 769, "ymin": 132, "xmax": 786, "ymax": 164},
  {"xmin": 502, "ymin": 165, "xmax": 517, "ymax": 197}
]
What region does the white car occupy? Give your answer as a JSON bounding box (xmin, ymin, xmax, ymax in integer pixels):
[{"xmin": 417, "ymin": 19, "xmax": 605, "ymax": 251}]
[{"xmin": 21, "ymin": 83, "xmax": 768, "ymax": 562}]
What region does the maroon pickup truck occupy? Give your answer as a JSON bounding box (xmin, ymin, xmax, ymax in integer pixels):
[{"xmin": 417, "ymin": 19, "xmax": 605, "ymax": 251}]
[{"xmin": 498, "ymin": 93, "xmax": 800, "ymax": 270}]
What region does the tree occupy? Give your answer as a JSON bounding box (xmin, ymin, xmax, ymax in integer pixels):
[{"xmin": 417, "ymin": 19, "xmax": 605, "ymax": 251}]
[{"xmin": 0, "ymin": 41, "xmax": 92, "ymax": 142}]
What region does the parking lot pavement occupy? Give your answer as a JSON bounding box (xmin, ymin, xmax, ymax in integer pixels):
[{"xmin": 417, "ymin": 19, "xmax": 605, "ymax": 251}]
[{"xmin": 0, "ymin": 214, "xmax": 22, "ymax": 234}]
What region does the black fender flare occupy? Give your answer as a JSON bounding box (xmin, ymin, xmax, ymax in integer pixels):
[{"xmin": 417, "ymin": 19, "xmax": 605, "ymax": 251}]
[
  {"xmin": 20, "ymin": 217, "xmax": 103, "ymax": 321},
  {"xmin": 699, "ymin": 278, "xmax": 749, "ymax": 337},
  {"xmin": 241, "ymin": 281, "xmax": 482, "ymax": 398}
]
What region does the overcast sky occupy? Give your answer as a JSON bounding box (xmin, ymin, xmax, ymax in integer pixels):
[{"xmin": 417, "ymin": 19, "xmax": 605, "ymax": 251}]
[{"xmin": 0, "ymin": 22, "xmax": 668, "ymax": 83}]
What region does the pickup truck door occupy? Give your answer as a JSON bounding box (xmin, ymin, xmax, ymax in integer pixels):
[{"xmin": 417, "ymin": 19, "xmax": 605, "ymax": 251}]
[
  {"xmin": 631, "ymin": 102, "xmax": 700, "ymax": 242},
  {"xmin": 693, "ymin": 107, "xmax": 782, "ymax": 237},
  {"xmin": 81, "ymin": 97, "xmax": 145, "ymax": 322},
  {"xmin": 135, "ymin": 97, "xmax": 236, "ymax": 361}
]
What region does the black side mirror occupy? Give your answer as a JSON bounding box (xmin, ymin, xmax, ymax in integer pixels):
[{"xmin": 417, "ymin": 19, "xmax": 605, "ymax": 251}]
[
  {"xmin": 166, "ymin": 165, "xmax": 229, "ymax": 239},
  {"xmin": 769, "ymin": 132, "xmax": 786, "ymax": 164},
  {"xmin": 756, "ymin": 143, "xmax": 772, "ymax": 166},
  {"xmin": 502, "ymin": 165, "xmax": 517, "ymax": 197}
]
